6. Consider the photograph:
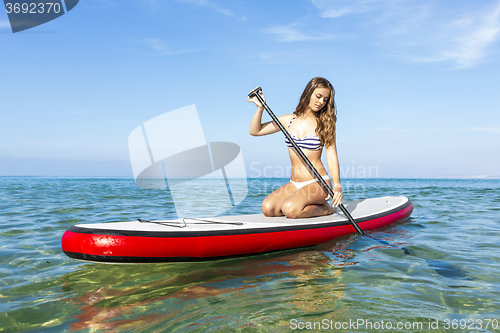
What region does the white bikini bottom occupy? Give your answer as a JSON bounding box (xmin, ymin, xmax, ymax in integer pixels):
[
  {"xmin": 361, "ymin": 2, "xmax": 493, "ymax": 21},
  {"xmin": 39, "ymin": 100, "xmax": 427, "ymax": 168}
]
[{"xmin": 290, "ymin": 175, "xmax": 331, "ymax": 190}]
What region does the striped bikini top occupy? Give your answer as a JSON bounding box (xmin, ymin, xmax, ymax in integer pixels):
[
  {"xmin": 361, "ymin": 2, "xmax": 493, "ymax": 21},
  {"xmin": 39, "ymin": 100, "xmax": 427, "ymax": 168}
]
[{"xmin": 284, "ymin": 115, "xmax": 322, "ymax": 150}]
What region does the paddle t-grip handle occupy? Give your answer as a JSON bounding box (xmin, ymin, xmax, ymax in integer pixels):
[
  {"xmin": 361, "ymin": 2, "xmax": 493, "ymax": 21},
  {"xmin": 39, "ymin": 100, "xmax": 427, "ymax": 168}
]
[
  {"xmin": 248, "ymin": 86, "xmax": 365, "ymax": 235},
  {"xmin": 248, "ymin": 87, "xmax": 263, "ymax": 99}
]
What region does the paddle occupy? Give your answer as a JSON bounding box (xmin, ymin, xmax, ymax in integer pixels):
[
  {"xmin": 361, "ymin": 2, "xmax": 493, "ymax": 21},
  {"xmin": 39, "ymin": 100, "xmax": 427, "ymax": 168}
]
[
  {"xmin": 249, "ymin": 87, "xmax": 468, "ymax": 281},
  {"xmin": 248, "ymin": 87, "xmax": 365, "ymax": 235}
]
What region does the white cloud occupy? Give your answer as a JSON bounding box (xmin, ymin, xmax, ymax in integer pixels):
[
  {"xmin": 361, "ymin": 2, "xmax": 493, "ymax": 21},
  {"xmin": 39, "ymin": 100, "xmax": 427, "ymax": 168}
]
[
  {"xmin": 375, "ymin": 127, "xmax": 440, "ymax": 133},
  {"xmin": 311, "ymin": 0, "xmax": 500, "ymax": 68},
  {"xmin": 311, "ymin": 0, "xmax": 386, "ymax": 18},
  {"xmin": 257, "ymin": 51, "xmax": 312, "ymax": 64},
  {"xmin": 463, "ymin": 126, "xmax": 500, "ymax": 134},
  {"xmin": 142, "ymin": 38, "xmax": 169, "ymax": 53},
  {"xmin": 0, "ymin": 21, "xmax": 10, "ymax": 29},
  {"xmin": 136, "ymin": 38, "xmax": 202, "ymax": 56},
  {"xmin": 443, "ymin": 5, "xmax": 500, "ymax": 68},
  {"xmin": 175, "ymin": 0, "xmax": 246, "ymax": 21},
  {"xmin": 71, "ymin": 109, "xmax": 87, "ymax": 114},
  {"xmin": 266, "ymin": 23, "xmax": 335, "ymax": 42},
  {"xmin": 375, "ymin": 127, "xmax": 500, "ymax": 134}
]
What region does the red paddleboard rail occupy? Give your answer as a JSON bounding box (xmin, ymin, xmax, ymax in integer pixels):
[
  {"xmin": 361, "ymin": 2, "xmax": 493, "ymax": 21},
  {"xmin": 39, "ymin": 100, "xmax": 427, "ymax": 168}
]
[{"xmin": 62, "ymin": 201, "xmax": 413, "ymax": 263}]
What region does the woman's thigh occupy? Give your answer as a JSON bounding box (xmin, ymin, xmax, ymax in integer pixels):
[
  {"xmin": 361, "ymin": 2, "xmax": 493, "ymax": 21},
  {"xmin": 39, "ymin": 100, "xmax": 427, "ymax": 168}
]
[
  {"xmin": 281, "ymin": 180, "xmax": 331, "ymax": 214},
  {"xmin": 261, "ymin": 182, "xmax": 298, "ymax": 216}
]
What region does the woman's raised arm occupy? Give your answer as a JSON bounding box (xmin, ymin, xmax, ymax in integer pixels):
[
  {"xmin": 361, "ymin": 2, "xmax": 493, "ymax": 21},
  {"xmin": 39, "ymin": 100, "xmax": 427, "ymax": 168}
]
[{"xmin": 248, "ymin": 88, "xmax": 292, "ymax": 136}]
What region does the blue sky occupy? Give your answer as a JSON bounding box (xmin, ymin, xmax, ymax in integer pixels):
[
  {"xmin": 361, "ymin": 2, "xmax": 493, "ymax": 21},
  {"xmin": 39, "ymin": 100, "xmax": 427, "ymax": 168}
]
[{"xmin": 1, "ymin": 0, "xmax": 499, "ymax": 178}]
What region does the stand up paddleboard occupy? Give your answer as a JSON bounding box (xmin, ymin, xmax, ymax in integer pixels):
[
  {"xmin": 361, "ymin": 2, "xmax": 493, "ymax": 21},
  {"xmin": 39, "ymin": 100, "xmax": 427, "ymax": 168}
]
[{"xmin": 61, "ymin": 196, "xmax": 413, "ymax": 263}]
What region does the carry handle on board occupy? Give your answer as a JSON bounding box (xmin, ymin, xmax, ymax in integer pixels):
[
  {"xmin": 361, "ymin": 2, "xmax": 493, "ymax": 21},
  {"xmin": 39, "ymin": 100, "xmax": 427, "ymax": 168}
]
[{"xmin": 248, "ymin": 87, "xmax": 365, "ymax": 235}]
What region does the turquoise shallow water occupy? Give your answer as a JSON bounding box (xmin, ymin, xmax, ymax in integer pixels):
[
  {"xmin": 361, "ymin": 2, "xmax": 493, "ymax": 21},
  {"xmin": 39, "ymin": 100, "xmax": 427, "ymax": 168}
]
[{"xmin": 1, "ymin": 177, "xmax": 500, "ymax": 332}]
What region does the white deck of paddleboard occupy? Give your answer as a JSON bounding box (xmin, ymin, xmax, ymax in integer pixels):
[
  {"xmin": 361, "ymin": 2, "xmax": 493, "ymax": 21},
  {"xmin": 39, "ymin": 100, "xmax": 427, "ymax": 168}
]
[{"xmin": 74, "ymin": 196, "xmax": 409, "ymax": 232}]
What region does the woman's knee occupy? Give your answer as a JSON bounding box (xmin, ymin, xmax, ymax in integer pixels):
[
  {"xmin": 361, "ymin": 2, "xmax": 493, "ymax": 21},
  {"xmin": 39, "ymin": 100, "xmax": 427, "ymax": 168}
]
[
  {"xmin": 281, "ymin": 201, "xmax": 300, "ymax": 219},
  {"xmin": 261, "ymin": 200, "xmax": 279, "ymax": 217}
]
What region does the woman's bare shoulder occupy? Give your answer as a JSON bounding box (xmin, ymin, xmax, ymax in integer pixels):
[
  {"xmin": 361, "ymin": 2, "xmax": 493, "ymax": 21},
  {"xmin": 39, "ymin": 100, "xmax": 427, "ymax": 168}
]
[{"xmin": 277, "ymin": 113, "xmax": 295, "ymax": 126}]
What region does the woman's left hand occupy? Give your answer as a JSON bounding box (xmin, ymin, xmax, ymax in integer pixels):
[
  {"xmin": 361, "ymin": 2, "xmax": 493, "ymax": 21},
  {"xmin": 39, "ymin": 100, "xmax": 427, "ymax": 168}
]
[
  {"xmin": 328, "ymin": 185, "xmax": 343, "ymax": 208},
  {"xmin": 247, "ymin": 87, "xmax": 265, "ymax": 107}
]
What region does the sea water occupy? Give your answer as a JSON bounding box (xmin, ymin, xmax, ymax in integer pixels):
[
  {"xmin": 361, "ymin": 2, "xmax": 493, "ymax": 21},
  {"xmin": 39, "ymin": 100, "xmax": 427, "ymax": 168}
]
[{"xmin": 0, "ymin": 177, "xmax": 499, "ymax": 332}]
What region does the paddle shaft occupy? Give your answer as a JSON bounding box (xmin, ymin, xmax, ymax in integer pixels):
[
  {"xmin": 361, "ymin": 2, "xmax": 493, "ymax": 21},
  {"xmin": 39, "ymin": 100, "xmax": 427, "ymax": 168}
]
[{"xmin": 249, "ymin": 87, "xmax": 365, "ymax": 235}]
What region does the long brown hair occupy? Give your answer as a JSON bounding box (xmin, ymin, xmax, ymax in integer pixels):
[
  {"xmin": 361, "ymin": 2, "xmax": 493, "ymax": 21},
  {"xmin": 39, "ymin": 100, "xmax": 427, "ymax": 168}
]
[{"xmin": 294, "ymin": 77, "xmax": 337, "ymax": 147}]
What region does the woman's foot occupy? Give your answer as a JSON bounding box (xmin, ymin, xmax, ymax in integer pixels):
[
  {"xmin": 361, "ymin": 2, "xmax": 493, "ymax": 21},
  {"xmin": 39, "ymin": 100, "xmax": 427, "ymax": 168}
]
[
  {"xmin": 324, "ymin": 202, "xmax": 337, "ymax": 215},
  {"xmin": 287, "ymin": 202, "xmax": 335, "ymax": 218}
]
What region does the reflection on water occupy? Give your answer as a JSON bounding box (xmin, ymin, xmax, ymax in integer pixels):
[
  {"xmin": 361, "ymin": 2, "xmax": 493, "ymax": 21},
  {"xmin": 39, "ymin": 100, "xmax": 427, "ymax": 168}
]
[{"xmin": 61, "ymin": 248, "xmax": 347, "ymax": 332}]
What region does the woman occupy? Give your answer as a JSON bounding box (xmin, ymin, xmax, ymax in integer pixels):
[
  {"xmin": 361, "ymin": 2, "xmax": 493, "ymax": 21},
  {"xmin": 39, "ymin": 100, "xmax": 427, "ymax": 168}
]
[{"xmin": 248, "ymin": 77, "xmax": 343, "ymax": 219}]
